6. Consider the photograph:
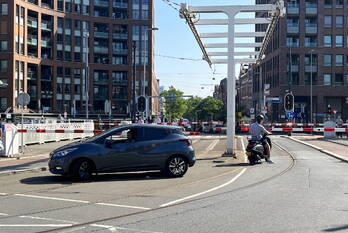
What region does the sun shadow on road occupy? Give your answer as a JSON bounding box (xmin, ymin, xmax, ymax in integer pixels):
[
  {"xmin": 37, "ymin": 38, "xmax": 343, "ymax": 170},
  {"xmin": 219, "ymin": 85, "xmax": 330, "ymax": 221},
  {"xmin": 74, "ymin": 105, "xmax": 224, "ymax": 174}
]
[
  {"xmin": 322, "ymin": 224, "xmax": 348, "ymax": 232},
  {"xmin": 20, "ymin": 171, "xmax": 169, "ymax": 185},
  {"xmin": 215, "ymin": 162, "xmax": 250, "ymax": 167}
]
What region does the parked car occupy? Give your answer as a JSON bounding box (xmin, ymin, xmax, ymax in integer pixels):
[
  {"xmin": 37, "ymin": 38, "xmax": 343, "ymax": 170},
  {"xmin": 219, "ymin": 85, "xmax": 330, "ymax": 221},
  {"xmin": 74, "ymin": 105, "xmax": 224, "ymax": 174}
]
[{"xmin": 49, "ymin": 124, "xmax": 196, "ymax": 180}]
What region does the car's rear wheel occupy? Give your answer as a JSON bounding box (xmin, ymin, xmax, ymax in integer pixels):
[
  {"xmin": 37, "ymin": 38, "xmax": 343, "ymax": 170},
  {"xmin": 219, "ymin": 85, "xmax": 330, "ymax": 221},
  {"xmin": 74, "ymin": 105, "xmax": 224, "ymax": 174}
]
[
  {"xmin": 166, "ymin": 156, "xmax": 188, "ymax": 178},
  {"xmin": 71, "ymin": 159, "xmax": 94, "ymax": 180}
]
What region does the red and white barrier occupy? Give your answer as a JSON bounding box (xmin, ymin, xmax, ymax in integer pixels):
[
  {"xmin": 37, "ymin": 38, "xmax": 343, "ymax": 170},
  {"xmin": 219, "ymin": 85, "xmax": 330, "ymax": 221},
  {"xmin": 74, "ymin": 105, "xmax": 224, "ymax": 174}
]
[
  {"xmin": 17, "ymin": 129, "xmax": 103, "ymax": 134},
  {"xmin": 240, "ymin": 127, "xmax": 348, "ymax": 132}
]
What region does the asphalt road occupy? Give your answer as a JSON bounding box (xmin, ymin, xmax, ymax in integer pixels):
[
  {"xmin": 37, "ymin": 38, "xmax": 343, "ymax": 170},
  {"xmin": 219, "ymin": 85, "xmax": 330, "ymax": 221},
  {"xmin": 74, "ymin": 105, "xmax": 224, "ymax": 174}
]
[{"xmin": 0, "ymin": 136, "xmax": 347, "ymax": 233}]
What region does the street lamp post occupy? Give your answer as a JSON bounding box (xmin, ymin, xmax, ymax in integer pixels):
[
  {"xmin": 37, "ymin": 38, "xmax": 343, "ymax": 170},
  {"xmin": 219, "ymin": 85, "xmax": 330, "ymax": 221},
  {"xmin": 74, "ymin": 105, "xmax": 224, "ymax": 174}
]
[
  {"xmin": 83, "ymin": 28, "xmax": 89, "ymax": 119},
  {"xmin": 142, "ymin": 27, "xmax": 158, "ymax": 120},
  {"xmin": 310, "ymin": 49, "xmax": 314, "ymax": 123},
  {"xmin": 132, "ymin": 41, "xmax": 137, "ymax": 122}
]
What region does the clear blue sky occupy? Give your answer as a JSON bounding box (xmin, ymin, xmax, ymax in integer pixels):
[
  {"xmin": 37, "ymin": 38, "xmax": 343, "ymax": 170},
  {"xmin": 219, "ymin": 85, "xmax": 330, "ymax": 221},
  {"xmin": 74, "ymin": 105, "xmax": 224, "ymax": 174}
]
[{"xmin": 154, "ymin": 0, "xmax": 255, "ymax": 97}]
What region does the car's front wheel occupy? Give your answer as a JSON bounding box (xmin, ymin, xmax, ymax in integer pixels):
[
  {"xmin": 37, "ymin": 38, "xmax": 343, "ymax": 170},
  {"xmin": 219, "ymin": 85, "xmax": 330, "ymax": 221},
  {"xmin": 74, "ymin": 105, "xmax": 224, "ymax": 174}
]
[
  {"xmin": 71, "ymin": 159, "xmax": 94, "ymax": 180},
  {"xmin": 166, "ymin": 156, "xmax": 188, "ymax": 178}
]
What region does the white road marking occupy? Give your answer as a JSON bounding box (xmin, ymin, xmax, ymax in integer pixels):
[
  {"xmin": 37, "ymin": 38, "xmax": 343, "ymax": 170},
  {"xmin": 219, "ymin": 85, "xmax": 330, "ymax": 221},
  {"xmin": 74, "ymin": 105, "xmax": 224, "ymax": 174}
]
[
  {"xmin": 0, "ymin": 193, "xmax": 7, "ymax": 196},
  {"xmin": 0, "ymin": 213, "xmax": 9, "ymax": 216},
  {"xmin": 160, "ymin": 167, "xmax": 247, "ymax": 207},
  {"xmin": 14, "ymin": 194, "xmax": 90, "ymax": 204},
  {"xmin": 96, "ymin": 202, "xmax": 151, "ymax": 210},
  {"xmin": 60, "ymin": 227, "xmax": 86, "ymax": 233},
  {"xmin": 19, "ymin": 215, "xmax": 78, "ymax": 224},
  {"xmin": 206, "ymin": 139, "xmax": 219, "ymax": 152},
  {"xmin": 116, "ymin": 226, "xmax": 164, "ymax": 233},
  {"xmin": 192, "ymin": 139, "xmax": 199, "ymax": 144},
  {"xmin": 90, "ymin": 224, "xmax": 117, "ymax": 232},
  {"xmin": 0, "ymin": 224, "xmax": 73, "ymax": 227}
]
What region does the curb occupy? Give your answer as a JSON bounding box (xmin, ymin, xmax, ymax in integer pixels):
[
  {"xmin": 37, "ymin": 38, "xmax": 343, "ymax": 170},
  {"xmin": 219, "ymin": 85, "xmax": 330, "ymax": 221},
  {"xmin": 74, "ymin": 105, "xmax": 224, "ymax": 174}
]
[
  {"xmin": 0, "ymin": 166, "xmax": 48, "ymax": 176},
  {"xmin": 283, "ymin": 136, "xmax": 348, "ymax": 163},
  {"xmin": 0, "ymin": 153, "xmax": 49, "ymax": 162}
]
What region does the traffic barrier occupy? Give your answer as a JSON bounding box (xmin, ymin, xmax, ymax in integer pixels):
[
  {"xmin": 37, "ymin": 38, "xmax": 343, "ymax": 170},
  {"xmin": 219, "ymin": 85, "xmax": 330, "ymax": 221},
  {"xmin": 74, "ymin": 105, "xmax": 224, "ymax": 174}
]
[{"xmin": 240, "ymin": 127, "xmax": 348, "ymax": 132}]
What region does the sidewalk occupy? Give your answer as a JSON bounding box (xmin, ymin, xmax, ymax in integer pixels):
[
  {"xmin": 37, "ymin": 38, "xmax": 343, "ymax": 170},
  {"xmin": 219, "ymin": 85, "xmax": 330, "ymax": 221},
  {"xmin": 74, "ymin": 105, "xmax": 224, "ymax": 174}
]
[
  {"xmin": 289, "ymin": 135, "xmax": 348, "ymax": 161},
  {"xmin": 0, "ymin": 140, "xmax": 78, "ymax": 174}
]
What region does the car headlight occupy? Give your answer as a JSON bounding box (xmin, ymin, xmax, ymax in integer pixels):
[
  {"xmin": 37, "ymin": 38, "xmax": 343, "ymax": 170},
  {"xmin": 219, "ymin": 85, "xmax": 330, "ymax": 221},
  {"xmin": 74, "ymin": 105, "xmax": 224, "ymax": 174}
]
[{"xmin": 54, "ymin": 148, "xmax": 78, "ymax": 157}]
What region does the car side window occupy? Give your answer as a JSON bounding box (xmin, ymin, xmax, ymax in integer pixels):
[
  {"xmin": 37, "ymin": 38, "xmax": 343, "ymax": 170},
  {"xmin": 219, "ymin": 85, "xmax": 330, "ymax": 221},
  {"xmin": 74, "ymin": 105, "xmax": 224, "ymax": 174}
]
[
  {"xmin": 142, "ymin": 128, "xmax": 168, "ymax": 141},
  {"xmin": 106, "ymin": 128, "xmax": 137, "ymax": 144}
]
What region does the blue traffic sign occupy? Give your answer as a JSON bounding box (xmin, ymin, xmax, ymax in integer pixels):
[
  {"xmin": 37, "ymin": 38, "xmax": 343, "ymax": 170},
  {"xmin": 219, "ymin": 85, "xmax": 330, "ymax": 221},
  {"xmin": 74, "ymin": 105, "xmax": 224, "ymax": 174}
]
[{"xmin": 286, "ymin": 112, "xmax": 294, "ymax": 119}]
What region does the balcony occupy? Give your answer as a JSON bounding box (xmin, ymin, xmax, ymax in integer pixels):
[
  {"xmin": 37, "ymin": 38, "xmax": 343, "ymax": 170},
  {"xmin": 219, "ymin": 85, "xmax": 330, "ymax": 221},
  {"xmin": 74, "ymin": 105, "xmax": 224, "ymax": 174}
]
[
  {"xmin": 305, "ymin": 24, "xmax": 317, "ymax": 34},
  {"xmin": 305, "ymin": 3, "xmax": 317, "ymax": 14},
  {"xmin": 287, "ymin": 3, "xmax": 299, "ymax": 14},
  {"xmin": 94, "ymin": 46, "xmax": 109, "ymax": 54},
  {"xmin": 287, "ymin": 24, "xmax": 299, "ymax": 33},
  {"xmin": 27, "ymin": 17, "xmax": 38, "ymax": 28},
  {"xmin": 113, "ymin": 2, "xmax": 128, "ymax": 8},
  {"xmin": 287, "ymin": 65, "xmax": 299, "ymax": 72},
  {"xmin": 112, "ymin": 32, "xmax": 128, "ymax": 40},
  {"xmin": 94, "ymin": 0, "xmax": 109, "ymax": 7},
  {"xmin": 94, "ymin": 31, "xmax": 109, "ymax": 38},
  {"xmin": 113, "ymin": 48, "xmax": 128, "ymax": 55},
  {"xmin": 41, "ymin": 38, "xmax": 52, "ymax": 48},
  {"xmin": 305, "ymin": 65, "xmax": 317, "ymax": 72},
  {"xmin": 41, "ymin": 21, "xmax": 52, "ymax": 31},
  {"xmin": 27, "ymin": 36, "xmax": 38, "ymax": 46}
]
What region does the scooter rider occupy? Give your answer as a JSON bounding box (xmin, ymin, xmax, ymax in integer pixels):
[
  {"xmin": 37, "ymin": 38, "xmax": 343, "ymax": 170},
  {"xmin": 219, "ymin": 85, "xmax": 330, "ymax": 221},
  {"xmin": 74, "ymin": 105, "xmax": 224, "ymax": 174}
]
[{"xmin": 250, "ymin": 115, "xmax": 273, "ymax": 163}]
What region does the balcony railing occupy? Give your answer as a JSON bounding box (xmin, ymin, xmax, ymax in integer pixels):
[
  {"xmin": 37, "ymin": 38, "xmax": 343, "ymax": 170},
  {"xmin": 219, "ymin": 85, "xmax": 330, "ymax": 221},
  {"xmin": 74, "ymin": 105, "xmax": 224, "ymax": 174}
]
[
  {"xmin": 287, "ymin": 24, "xmax": 299, "ymax": 33},
  {"xmin": 305, "ymin": 24, "xmax": 317, "ymax": 34},
  {"xmin": 27, "ymin": 17, "xmax": 38, "ymax": 28},
  {"xmin": 94, "ymin": 31, "xmax": 109, "ymax": 38},
  {"xmin": 41, "ymin": 21, "xmax": 52, "ymax": 31},
  {"xmin": 112, "ymin": 32, "xmax": 128, "ymax": 40},
  {"xmin": 41, "ymin": 2, "xmax": 53, "ymax": 9},
  {"xmin": 287, "ymin": 3, "xmax": 299, "ymax": 14},
  {"xmin": 113, "ymin": 2, "xmax": 128, "ymax": 8},
  {"xmin": 112, "ymin": 48, "xmax": 128, "ymax": 55},
  {"xmin": 305, "ymin": 65, "xmax": 317, "ymax": 72},
  {"xmin": 94, "ymin": 46, "xmax": 109, "ymax": 54},
  {"xmin": 27, "ymin": 36, "xmax": 38, "ymax": 46},
  {"xmin": 305, "ymin": 3, "xmax": 317, "ymax": 14},
  {"xmin": 94, "ymin": 0, "xmax": 109, "ymax": 7},
  {"xmin": 41, "ymin": 38, "xmax": 52, "ymax": 48}
]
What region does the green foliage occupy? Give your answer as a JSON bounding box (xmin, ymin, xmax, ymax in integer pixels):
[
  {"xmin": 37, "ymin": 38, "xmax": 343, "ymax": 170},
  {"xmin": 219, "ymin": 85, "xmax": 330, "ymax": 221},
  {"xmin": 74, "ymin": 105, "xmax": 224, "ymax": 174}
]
[{"xmin": 161, "ymin": 86, "xmax": 188, "ymax": 119}]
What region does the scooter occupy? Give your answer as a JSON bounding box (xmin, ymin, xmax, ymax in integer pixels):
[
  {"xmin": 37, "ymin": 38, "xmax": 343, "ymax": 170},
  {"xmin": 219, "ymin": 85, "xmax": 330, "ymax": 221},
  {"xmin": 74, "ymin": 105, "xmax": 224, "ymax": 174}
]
[{"xmin": 246, "ymin": 134, "xmax": 272, "ymax": 165}]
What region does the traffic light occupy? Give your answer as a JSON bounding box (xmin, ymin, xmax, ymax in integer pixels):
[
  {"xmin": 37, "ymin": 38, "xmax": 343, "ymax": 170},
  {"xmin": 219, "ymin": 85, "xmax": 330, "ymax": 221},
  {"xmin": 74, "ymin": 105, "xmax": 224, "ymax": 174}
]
[
  {"xmin": 284, "ymin": 93, "xmax": 294, "ymax": 112},
  {"xmin": 137, "ymin": 96, "xmax": 146, "ymax": 112},
  {"xmin": 327, "ymin": 104, "xmax": 332, "ymax": 115}
]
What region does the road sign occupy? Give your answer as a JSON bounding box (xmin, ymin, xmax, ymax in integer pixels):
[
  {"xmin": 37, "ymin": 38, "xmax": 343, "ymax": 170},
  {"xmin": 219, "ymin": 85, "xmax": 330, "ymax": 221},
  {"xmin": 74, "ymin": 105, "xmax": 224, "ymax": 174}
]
[
  {"xmin": 266, "ymin": 97, "xmax": 280, "ymax": 103},
  {"xmin": 250, "ymin": 108, "xmax": 254, "ymax": 114},
  {"xmin": 16, "ymin": 93, "xmax": 30, "ymax": 107},
  {"xmin": 286, "ymin": 112, "xmax": 294, "ymax": 119}
]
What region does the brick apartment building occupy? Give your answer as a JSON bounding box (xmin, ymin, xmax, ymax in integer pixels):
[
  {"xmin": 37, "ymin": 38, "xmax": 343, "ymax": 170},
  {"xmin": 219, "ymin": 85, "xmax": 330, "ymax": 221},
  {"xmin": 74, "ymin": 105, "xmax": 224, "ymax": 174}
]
[
  {"xmin": 235, "ymin": 0, "xmax": 348, "ymax": 123},
  {"xmin": 0, "ymin": 0, "xmax": 159, "ymax": 118}
]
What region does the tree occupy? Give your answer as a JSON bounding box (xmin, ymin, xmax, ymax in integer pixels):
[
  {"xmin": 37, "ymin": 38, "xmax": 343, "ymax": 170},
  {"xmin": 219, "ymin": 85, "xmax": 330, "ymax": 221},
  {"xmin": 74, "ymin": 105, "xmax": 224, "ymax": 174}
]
[
  {"xmin": 184, "ymin": 97, "xmax": 202, "ymax": 120},
  {"xmin": 161, "ymin": 86, "xmax": 188, "ymax": 120},
  {"xmin": 196, "ymin": 97, "xmax": 224, "ymax": 121}
]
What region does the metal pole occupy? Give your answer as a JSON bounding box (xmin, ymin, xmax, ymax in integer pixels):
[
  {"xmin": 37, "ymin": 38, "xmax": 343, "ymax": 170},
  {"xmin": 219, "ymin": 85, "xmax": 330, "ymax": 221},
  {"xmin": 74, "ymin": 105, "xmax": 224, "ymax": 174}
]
[
  {"xmin": 310, "ymin": 50, "xmax": 313, "ymax": 123},
  {"xmin": 226, "ymin": 16, "xmax": 236, "ymax": 156},
  {"xmin": 83, "ymin": 28, "xmax": 89, "ymax": 119},
  {"xmin": 132, "ymin": 41, "xmax": 137, "ymax": 122}
]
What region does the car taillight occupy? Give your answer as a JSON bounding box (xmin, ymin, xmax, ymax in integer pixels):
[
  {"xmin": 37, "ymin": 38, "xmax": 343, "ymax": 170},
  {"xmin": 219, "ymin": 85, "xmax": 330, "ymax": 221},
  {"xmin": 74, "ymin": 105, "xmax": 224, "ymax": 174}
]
[{"xmin": 180, "ymin": 138, "xmax": 192, "ymax": 146}]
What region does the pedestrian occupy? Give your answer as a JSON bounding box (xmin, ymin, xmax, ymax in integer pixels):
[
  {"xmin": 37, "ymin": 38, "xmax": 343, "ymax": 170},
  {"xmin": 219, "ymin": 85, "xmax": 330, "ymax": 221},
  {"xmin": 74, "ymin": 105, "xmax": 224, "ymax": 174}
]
[
  {"xmin": 336, "ymin": 116, "xmax": 343, "ymax": 138},
  {"xmin": 0, "ymin": 123, "xmax": 4, "ymax": 152}
]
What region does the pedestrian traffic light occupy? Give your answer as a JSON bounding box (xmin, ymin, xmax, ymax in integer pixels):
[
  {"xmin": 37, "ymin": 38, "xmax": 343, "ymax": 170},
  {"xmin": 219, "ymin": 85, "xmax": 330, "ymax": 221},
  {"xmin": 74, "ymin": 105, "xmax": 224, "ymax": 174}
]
[
  {"xmin": 284, "ymin": 93, "xmax": 294, "ymax": 112},
  {"xmin": 137, "ymin": 96, "xmax": 146, "ymax": 112}
]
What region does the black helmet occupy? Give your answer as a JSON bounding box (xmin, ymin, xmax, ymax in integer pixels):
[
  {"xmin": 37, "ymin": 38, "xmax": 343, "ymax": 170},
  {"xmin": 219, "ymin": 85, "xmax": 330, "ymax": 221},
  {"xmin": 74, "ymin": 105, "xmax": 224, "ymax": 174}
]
[{"xmin": 256, "ymin": 115, "xmax": 264, "ymax": 123}]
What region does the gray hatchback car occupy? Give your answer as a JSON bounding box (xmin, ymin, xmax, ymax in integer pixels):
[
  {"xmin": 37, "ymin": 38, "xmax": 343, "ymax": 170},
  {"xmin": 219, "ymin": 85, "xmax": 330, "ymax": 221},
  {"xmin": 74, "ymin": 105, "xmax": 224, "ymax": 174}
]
[{"xmin": 49, "ymin": 124, "xmax": 196, "ymax": 180}]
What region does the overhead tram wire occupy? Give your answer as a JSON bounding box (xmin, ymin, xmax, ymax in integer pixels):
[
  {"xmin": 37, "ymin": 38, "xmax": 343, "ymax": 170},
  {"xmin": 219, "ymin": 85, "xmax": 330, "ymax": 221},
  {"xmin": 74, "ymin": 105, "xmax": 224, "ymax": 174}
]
[{"xmin": 155, "ymin": 54, "xmax": 203, "ymax": 61}]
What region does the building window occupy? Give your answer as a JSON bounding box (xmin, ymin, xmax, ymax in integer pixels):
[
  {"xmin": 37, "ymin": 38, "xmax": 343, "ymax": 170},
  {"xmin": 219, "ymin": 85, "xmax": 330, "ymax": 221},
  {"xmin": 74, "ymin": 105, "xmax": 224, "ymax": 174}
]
[
  {"xmin": 0, "ymin": 60, "xmax": 8, "ymax": 72},
  {"xmin": 345, "ymin": 74, "xmax": 348, "ymax": 86},
  {"xmin": 324, "ymin": 16, "xmax": 332, "ymax": 27},
  {"xmin": 0, "ymin": 98, "xmax": 7, "ymax": 110},
  {"xmin": 304, "ymin": 73, "xmax": 317, "ymax": 85},
  {"xmin": 336, "ymin": 16, "xmax": 343, "ymax": 28},
  {"xmin": 324, "ymin": 74, "xmax": 332, "ymax": 85},
  {"xmin": 1, "ymin": 3, "xmax": 8, "ymax": 16},
  {"xmin": 336, "ymin": 54, "xmax": 344, "ymax": 66},
  {"xmin": 335, "ymin": 35, "xmax": 343, "ymax": 47},
  {"xmin": 335, "ymin": 74, "xmax": 343, "ymax": 86},
  {"xmin": 0, "ymin": 41, "xmax": 8, "ymax": 52},
  {"xmin": 324, "ymin": 54, "xmax": 332, "ymax": 66},
  {"xmin": 324, "ymin": 0, "xmax": 332, "ymax": 8},
  {"xmin": 336, "ymin": 0, "xmax": 343, "ymax": 8},
  {"xmin": 287, "ymin": 36, "xmax": 299, "ymax": 47},
  {"xmin": 305, "ymin": 36, "xmax": 317, "ymax": 47},
  {"xmin": 324, "ymin": 35, "xmax": 332, "ymax": 47}
]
